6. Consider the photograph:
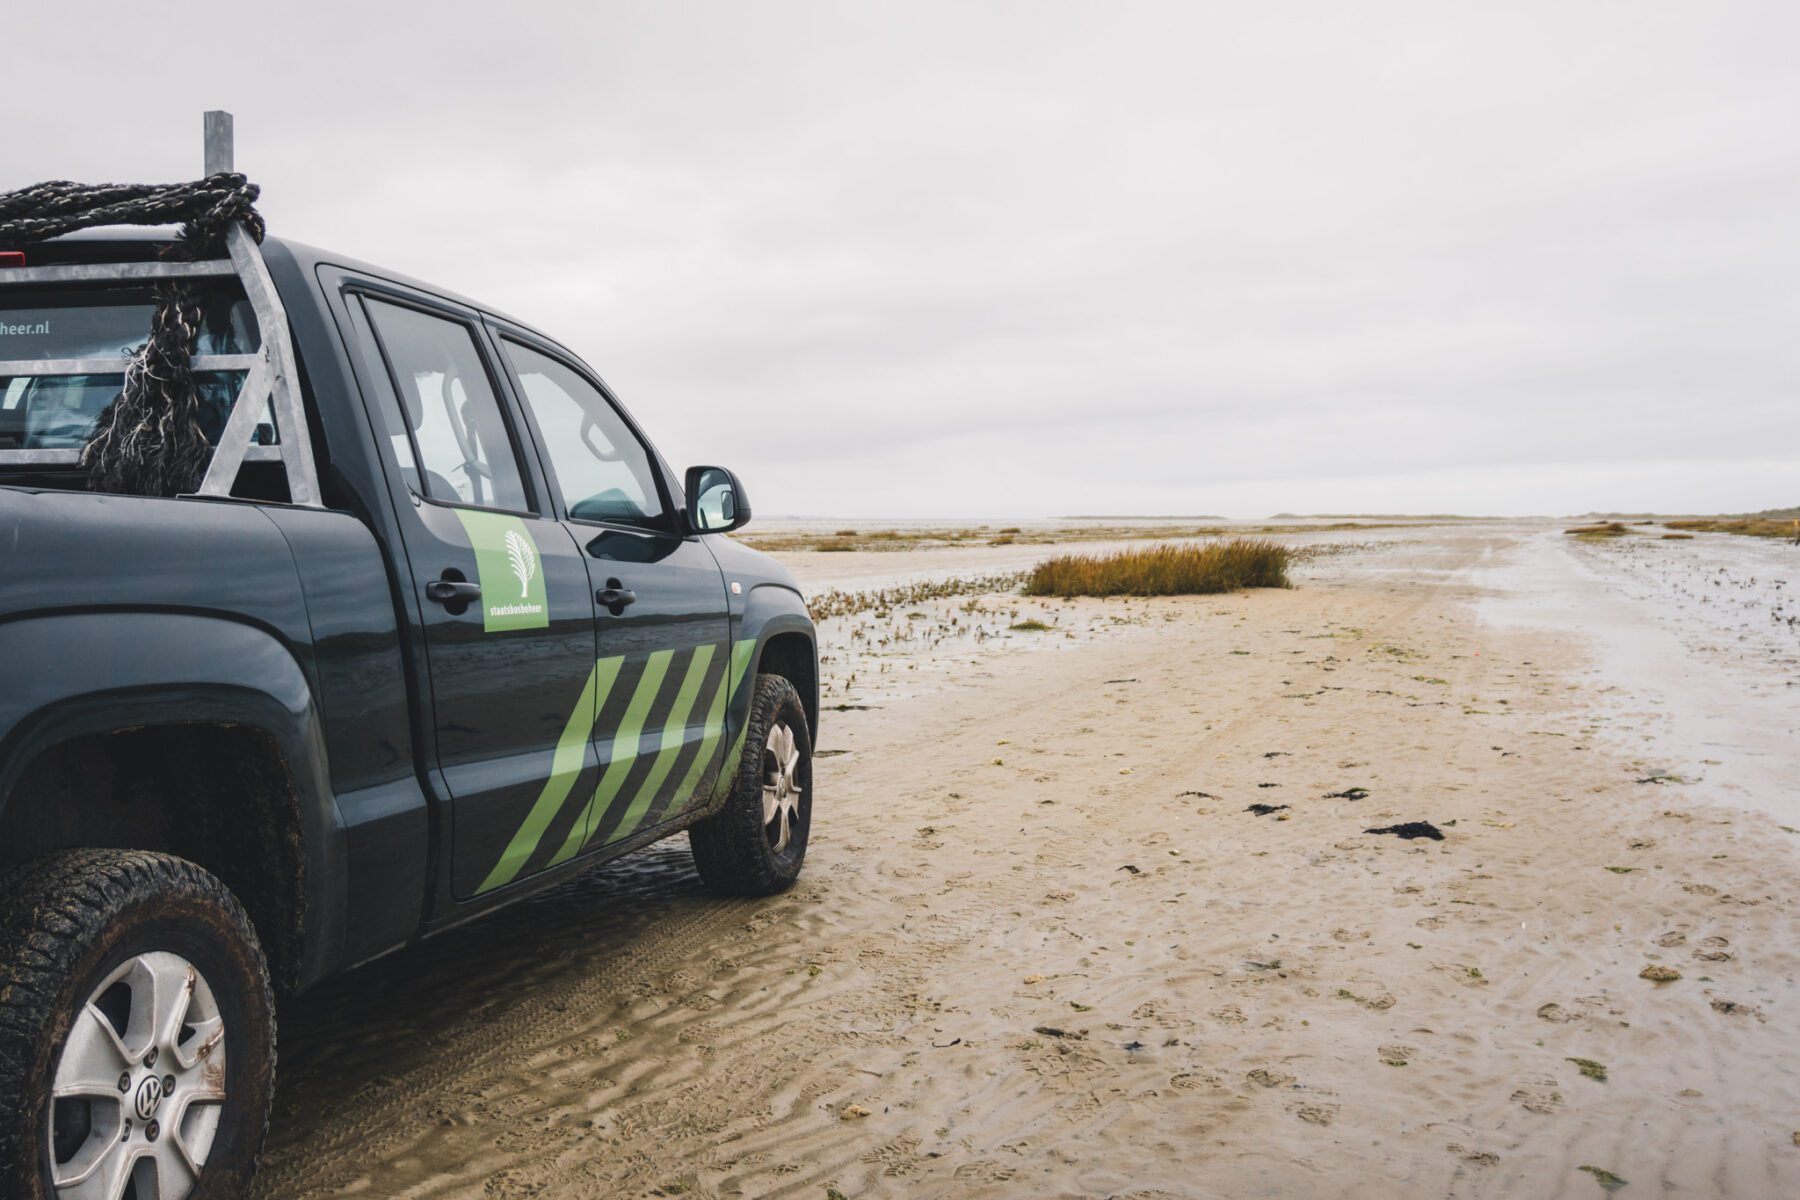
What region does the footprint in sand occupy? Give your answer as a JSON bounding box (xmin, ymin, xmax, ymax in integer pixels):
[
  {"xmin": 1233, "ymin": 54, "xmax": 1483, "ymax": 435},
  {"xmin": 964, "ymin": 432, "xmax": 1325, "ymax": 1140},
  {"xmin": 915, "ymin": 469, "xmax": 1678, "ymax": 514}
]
[
  {"xmin": 1510, "ymin": 1078, "xmax": 1564, "ymax": 1114},
  {"xmin": 1709, "ymin": 998, "xmax": 1765, "ymax": 1021},
  {"xmin": 1447, "ymin": 1143, "xmax": 1500, "ymax": 1166},
  {"xmin": 1379, "ymin": 1044, "xmax": 1415, "ymax": 1066},
  {"xmin": 1536, "ymin": 1002, "xmax": 1577, "ymax": 1023},
  {"xmin": 1170, "ymin": 1071, "xmax": 1220, "ymax": 1091},
  {"xmin": 1248, "ymin": 1068, "xmax": 1295, "ymax": 1088},
  {"xmin": 1655, "ymin": 928, "xmax": 1689, "ymax": 947},
  {"xmin": 1293, "ymin": 1102, "xmax": 1338, "ymax": 1125},
  {"xmin": 1693, "ymin": 935, "xmax": 1732, "ymax": 962},
  {"xmin": 860, "ymin": 1135, "xmax": 923, "ymax": 1177},
  {"xmin": 1337, "ymin": 987, "xmax": 1396, "ymax": 1010}
]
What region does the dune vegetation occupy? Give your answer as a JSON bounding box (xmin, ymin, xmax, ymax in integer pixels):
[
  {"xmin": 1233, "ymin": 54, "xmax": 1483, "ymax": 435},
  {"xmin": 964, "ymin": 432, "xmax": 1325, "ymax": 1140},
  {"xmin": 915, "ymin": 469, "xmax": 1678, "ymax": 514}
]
[
  {"xmin": 806, "ymin": 572, "xmax": 1029, "ymax": 621},
  {"xmin": 1565, "ymin": 522, "xmax": 1636, "ymax": 540},
  {"xmin": 1663, "ymin": 517, "xmax": 1798, "ymax": 540},
  {"xmin": 1024, "ymin": 538, "xmax": 1291, "ymax": 597}
]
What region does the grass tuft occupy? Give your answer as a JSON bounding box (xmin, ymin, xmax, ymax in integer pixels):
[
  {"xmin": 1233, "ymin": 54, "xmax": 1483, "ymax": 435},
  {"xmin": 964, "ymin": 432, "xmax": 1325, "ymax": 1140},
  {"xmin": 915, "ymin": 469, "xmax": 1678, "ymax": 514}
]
[
  {"xmin": 1566, "ymin": 1056, "xmax": 1608, "ymax": 1082},
  {"xmin": 1023, "ymin": 538, "xmax": 1291, "ymax": 598},
  {"xmin": 1578, "ymin": 1164, "xmax": 1628, "ymax": 1191},
  {"xmin": 1565, "ymin": 522, "xmax": 1634, "ymax": 541}
]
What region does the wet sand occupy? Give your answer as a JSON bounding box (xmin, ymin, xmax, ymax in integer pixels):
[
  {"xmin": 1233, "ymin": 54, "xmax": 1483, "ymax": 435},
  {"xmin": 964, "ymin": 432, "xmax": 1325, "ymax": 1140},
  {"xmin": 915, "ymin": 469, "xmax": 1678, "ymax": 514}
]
[
  {"xmin": 255, "ymin": 523, "xmax": 1800, "ymax": 1199},
  {"xmin": 1472, "ymin": 527, "xmax": 1799, "ymax": 822}
]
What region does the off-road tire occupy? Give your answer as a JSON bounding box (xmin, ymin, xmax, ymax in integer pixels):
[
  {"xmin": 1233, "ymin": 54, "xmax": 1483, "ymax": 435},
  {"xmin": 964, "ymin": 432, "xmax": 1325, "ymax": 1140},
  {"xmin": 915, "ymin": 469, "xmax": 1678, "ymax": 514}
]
[
  {"xmin": 689, "ymin": 673, "xmax": 813, "ymax": 896},
  {"xmin": 0, "ymin": 850, "xmax": 275, "ymax": 1200}
]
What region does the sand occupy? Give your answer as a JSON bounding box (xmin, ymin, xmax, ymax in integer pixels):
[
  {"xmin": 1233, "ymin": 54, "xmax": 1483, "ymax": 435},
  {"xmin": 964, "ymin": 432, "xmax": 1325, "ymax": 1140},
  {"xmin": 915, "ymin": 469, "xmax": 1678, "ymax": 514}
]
[{"xmin": 253, "ymin": 523, "xmax": 1800, "ymax": 1199}]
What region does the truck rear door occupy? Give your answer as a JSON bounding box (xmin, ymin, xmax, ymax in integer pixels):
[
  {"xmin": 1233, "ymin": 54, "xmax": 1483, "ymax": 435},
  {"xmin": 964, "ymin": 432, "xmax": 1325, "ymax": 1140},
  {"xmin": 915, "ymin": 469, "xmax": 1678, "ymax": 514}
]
[{"xmin": 339, "ymin": 288, "xmax": 605, "ymax": 900}]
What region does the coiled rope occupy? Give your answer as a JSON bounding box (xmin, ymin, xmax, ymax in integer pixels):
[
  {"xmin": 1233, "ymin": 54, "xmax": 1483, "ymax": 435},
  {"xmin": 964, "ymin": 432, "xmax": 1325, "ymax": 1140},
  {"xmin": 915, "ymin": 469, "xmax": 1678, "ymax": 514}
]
[{"xmin": 0, "ymin": 175, "xmax": 264, "ymax": 496}]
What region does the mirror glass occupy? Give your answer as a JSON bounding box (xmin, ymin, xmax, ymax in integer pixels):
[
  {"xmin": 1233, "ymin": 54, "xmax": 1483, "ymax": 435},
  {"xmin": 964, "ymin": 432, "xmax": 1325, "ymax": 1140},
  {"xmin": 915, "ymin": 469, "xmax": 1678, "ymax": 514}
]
[{"xmin": 694, "ymin": 467, "xmax": 736, "ymax": 531}]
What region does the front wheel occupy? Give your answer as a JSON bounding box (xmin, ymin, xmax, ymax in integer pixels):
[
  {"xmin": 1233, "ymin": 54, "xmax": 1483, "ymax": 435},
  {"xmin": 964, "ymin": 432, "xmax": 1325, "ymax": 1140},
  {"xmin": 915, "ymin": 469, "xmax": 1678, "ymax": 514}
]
[
  {"xmin": 689, "ymin": 673, "xmax": 814, "ymax": 896},
  {"xmin": 0, "ymin": 850, "xmax": 275, "ymax": 1200}
]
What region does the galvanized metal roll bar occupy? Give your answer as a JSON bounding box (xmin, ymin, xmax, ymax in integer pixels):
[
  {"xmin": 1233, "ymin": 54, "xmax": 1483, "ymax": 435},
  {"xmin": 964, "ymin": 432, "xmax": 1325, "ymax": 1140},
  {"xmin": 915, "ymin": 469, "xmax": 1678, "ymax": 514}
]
[{"xmin": 0, "ymin": 111, "xmax": 322, "ymax": 506}]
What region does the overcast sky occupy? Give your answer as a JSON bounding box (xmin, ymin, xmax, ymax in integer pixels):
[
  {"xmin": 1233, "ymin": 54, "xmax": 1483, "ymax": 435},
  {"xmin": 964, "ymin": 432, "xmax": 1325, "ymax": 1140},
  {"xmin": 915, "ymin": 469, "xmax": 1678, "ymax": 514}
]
[{"xmin": 11, "ymin": 2, "xmax": 1798, "ymax": 517}]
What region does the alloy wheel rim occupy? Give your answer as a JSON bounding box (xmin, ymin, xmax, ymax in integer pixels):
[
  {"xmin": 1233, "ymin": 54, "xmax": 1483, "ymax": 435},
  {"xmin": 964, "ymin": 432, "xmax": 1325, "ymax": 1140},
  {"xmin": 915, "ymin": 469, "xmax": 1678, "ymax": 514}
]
[
  {"xmin": 761, "ymin": 720, "xmax": 805, "ymax": 856},
  {"xmin": 48, "ymin": 950, "xmax": 228, "ymax": 1200}
]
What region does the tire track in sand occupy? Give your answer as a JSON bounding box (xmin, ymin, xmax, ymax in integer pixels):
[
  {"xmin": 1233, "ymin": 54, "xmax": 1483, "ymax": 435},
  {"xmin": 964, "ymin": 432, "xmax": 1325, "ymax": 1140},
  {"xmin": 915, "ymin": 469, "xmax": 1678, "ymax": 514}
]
[{"xmin": 255, "ymin": 859, "xmax": 765, "ymax": 1196}]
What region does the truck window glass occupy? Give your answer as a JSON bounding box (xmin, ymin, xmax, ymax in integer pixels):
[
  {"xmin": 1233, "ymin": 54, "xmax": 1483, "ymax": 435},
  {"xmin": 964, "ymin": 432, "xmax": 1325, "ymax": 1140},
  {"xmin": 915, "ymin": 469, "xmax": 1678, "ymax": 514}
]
[
  {"xmin": 342, "ymin": 297, "xmax": 419, "ymax": 480},
  {"xmin": 363, "ymin": 298, "xmax": 529, "ymax": 512},
  {"xmin": 0, "ymin": 284, "xmax": 262, "ymax": 452},
  {"xmin": 501, "ymin": 339, "xmax": 664, "ymax": 527}
]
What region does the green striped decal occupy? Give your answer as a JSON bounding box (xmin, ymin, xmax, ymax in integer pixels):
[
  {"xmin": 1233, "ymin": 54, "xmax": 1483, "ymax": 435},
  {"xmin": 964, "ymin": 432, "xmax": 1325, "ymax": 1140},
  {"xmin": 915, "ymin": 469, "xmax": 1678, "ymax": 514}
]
[
  {"xmin": 604, "ymin": 643, "xmax": 715, "ymax": 846},
  {"xmin": 474, "ymin": 656, "xmax": 620, "ymax": 895},
  {"xmin": 549, "ymin": 648, "xmax": 674, "ymax": 867},
  {"xmin": 657, "ymin": 637, "xmax": 757, "ymax": 831},
  {"xmin": 475, "ymin": 637, "xmax": 760, "ymax": 891}
]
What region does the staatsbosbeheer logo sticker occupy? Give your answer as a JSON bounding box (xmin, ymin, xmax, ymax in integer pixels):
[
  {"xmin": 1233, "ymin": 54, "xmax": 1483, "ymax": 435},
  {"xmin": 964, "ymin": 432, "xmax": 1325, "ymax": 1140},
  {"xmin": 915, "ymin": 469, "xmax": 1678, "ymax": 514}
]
[
  {"xmin": 503, "ymin": 530, "xmax": 538, "ymax": 597},
  {"xmin": 451, "ymin": 510, "xmax": 550, "ymax": 632}
]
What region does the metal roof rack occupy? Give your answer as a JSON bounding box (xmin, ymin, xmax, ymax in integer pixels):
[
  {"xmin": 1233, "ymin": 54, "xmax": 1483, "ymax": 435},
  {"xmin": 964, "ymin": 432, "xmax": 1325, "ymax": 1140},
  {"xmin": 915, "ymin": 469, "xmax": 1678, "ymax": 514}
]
[{"xmin": 0, "ymin": 112, "xmax": 321, "ymax": 506}]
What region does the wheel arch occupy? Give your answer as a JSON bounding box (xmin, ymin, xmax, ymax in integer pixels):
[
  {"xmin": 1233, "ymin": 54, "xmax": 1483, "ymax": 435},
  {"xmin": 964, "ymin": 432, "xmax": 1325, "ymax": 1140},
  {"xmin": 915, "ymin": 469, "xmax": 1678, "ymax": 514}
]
[
  {"xmin": 0, "ymin": 613, "xmax": 348, "ymax": 994},
  {"xmin": 737, "ymin": 585, "xmax": 818, "ymax": 744}
]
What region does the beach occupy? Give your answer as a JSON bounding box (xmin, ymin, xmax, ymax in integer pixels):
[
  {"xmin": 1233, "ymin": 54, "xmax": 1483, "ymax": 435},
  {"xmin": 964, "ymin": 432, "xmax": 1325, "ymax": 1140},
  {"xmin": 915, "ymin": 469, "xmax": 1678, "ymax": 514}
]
[{"xmin": 254, "ymin": 521, "xmax": 1800, "ymax": 1199}]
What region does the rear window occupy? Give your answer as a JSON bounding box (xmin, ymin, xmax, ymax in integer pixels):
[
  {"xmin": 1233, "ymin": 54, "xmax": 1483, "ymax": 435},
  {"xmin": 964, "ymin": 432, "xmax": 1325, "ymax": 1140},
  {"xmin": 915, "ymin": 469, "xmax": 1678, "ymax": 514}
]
[{"xmin": 0, "ymin": 284, "xmax": 262, "ymax": 451}]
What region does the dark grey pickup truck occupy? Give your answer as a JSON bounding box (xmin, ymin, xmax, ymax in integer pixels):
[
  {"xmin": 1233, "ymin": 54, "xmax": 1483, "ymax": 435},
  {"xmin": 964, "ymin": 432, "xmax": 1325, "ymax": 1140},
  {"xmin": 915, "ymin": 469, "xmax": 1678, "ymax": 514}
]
[{"xmin": 0, "ymin": 168, "xmax": 818, "ymax": 1197}]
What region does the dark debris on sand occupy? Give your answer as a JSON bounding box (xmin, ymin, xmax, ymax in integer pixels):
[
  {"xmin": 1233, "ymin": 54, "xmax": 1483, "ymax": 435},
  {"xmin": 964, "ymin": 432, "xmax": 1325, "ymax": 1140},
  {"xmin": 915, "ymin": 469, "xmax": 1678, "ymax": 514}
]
[
  {"xmin": 1247, "ymin": 803, "xmax": 1290, "ymax": 816},
  {"xmin": 1033, "ymin": 1026, "xmax": 1085, "ymax": 1040},
  {"xmin": 1365, "ymin": 821, "xmax": 1444, "ymax": 841}
]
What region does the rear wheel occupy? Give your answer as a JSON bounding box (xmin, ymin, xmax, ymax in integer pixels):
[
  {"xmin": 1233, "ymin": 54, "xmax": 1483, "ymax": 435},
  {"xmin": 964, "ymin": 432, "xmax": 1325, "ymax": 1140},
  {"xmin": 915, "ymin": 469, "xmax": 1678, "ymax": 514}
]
[
  {"xmin": 0, "ymin": 851, "xmax": 275, "ymax": 1200},
  {"xmin": 689, "ymin": 673, "xmax": 813, "ymax": 896}
]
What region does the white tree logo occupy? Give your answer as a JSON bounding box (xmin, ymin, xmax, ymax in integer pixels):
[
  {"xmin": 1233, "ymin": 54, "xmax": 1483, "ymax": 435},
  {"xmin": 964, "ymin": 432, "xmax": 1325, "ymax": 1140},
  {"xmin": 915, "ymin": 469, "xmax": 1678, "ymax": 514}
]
[{"xmin": 504, "ymin": 530, "xmax": 538, "ymax": 598}]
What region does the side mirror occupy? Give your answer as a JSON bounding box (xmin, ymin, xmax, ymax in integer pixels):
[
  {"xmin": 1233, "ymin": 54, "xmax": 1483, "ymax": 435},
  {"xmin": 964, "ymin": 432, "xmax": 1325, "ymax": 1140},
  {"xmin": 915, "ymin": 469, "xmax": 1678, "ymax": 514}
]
[{"xmin": 685, "ymin": 465, "xmax": 751, "ymax": 534}]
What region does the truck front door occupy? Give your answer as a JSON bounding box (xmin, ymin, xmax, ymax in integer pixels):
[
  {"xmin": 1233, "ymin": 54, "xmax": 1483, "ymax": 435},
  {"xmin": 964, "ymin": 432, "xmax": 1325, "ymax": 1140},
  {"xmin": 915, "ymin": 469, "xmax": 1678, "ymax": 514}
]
[{"xmin": 489, "ymin": 329, "xmax": 738, "ymax": 866}]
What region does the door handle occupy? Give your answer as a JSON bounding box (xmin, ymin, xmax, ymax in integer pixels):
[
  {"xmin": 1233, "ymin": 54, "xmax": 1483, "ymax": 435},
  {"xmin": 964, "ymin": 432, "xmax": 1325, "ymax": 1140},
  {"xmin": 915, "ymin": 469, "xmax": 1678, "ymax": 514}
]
[
  {"xmin": 426, "ymin": 579, "xmax": 483, "ymax": 604},
  {"xmin": 596, "ymin": 584, "xmax": 636, "ymax": 613}
]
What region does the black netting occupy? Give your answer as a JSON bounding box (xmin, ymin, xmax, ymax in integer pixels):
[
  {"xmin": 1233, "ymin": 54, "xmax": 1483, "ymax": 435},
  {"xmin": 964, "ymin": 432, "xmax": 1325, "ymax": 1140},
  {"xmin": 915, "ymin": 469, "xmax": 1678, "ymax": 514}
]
[{"xmin": 0, "ymin": 175, "xmax": 264, "ymax": 495}]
